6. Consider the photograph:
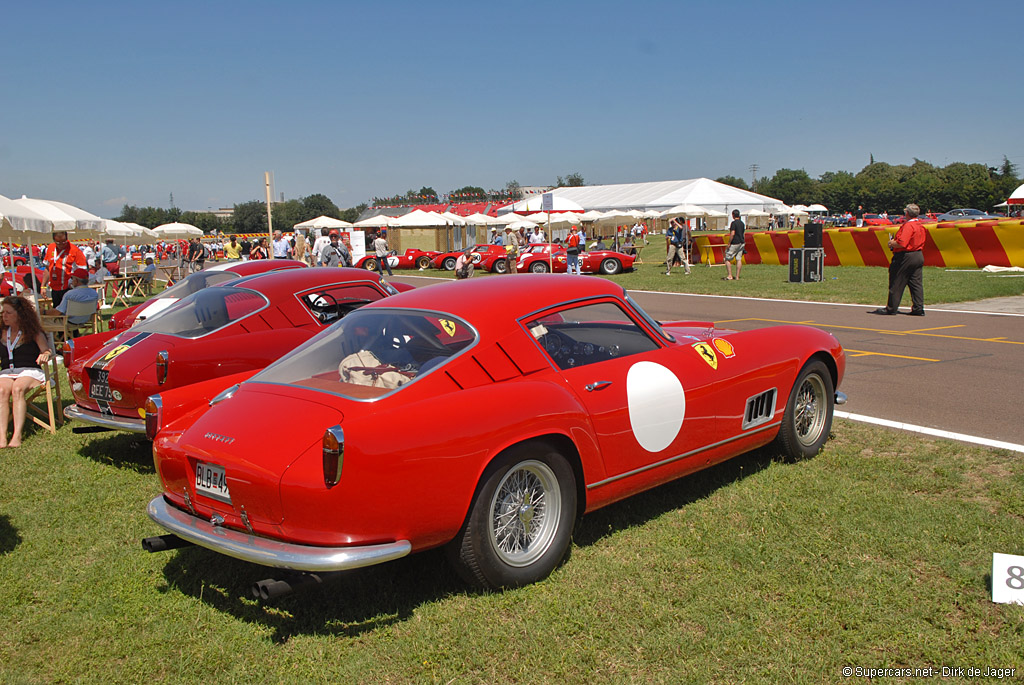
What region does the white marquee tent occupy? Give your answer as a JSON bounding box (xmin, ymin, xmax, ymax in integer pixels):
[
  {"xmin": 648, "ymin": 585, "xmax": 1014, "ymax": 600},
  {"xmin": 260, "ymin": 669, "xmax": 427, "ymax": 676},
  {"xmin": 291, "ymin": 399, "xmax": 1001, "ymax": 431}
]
[{"xmin": 519, "ymin": 178, "xmax": 783, "ymax": 216}]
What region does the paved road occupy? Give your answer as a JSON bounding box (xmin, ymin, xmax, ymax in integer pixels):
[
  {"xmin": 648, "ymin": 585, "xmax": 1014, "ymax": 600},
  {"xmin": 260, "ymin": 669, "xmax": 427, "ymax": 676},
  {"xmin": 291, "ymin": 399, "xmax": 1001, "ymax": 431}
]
[{"xmin": 393, "ymin": 275, "xmax": 1024, "ymax": 447}]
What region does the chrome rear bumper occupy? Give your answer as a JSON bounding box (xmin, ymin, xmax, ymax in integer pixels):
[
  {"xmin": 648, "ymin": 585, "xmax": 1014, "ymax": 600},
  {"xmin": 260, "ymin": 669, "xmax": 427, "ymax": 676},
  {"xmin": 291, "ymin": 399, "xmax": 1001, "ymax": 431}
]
[
  {"xmin": 147, "ymin": 496, "xmax": 412, "ymax": 572},
  {"xmin": 64, "ymin": 404, "xmax": 146, "ymax": 433}
]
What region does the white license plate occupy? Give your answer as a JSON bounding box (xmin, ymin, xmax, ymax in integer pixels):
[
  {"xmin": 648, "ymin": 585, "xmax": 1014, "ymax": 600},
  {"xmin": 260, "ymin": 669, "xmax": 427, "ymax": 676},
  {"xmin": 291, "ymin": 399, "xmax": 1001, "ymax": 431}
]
[{"xmin": 195, "ymin": 461, "xmax": 231, "ymax": 503}]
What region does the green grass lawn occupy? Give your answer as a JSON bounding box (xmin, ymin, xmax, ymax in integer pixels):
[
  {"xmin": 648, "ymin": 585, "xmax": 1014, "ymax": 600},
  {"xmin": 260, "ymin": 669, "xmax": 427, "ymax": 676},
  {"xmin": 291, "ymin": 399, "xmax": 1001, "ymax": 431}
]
[
  {"xmin": 1, "ymin": 421, "xmax": 1022, "ymax": 682},
  {"xmin": 1, "ymin": 271, "xmax": 1021, "ymax": 682}
]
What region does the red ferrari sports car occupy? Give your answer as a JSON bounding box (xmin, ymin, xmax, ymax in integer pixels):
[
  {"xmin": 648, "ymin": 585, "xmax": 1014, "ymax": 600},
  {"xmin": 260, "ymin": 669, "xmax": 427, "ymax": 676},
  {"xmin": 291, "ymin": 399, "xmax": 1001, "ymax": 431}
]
[
  {"xmin": 64, "ymin": 268, "xmax": 403, "ymax": 433},
  {"xmin": 108, "ymin": 259, "xmax": 307, "ymax": 330},
  {"xmin": 517, "ymin": 243, "xmax": 636, "ymax": 275},
  {"xmin": 430, "ymin": 244, "xmax": 510, "ymax": 273},
  {"xmin": 355, "ymin": 248, "xmax": 441, "ymax": 272},
  {"xmin": 144, "ymin": 275, "xmax": 846, "ymax": 594}
]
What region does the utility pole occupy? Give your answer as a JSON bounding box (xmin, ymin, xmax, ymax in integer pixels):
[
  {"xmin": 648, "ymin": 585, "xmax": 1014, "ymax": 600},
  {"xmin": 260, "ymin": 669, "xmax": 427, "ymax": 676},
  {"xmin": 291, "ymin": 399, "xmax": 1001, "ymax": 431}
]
[{"xmin": 749, "ymin": 164, "xmax": 759, "ymax": 189}]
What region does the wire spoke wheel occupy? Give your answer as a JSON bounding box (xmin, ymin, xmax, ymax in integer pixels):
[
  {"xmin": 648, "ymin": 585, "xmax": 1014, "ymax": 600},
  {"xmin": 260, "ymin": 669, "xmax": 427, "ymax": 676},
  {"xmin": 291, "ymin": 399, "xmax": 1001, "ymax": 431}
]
[
  {"xmin": 487, "ymin": 460, "xmax": 560, "ymax": 567},
  {"xmin": 793, "ymin": 374, "xmax": 827, "ymax": 447}
]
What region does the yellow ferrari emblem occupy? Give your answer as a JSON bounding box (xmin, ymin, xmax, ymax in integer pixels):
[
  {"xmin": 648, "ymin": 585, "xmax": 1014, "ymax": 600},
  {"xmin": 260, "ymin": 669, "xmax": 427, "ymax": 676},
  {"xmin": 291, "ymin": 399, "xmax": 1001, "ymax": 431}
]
[
  {"xmin": 102, "ymin": 344, "xmax": 131, "ymax": 363},
  {"xmin": 692, "ymin": 342, "xmax": 718, "ymax": 370},
  {"xmin": 713, "ymin": 338, "xmax": 735, "ymax": 358},
  {"xmin": 439, "ymin": 319, "xmax": 457, "ymax": 337}
]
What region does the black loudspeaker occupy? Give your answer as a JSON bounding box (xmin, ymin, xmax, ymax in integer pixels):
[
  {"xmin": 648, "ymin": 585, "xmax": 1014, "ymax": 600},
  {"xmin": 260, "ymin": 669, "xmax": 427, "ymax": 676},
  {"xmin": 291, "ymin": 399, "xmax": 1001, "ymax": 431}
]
[{"xmin": 804, "ymin": 222, "xmax": 823, "ymax": 248}]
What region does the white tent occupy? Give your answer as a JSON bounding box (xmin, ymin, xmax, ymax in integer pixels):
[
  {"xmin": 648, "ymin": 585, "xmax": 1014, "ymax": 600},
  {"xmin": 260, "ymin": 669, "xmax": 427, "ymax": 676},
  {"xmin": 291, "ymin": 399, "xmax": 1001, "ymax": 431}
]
[
  {"xmin": 537, "ymin": 177, "xmax": 782, "ymax": 215},
  {"xmin": 806, "ymin": 203, "xmax": 829, "ymax": 213},
  {"xmin": 390, "ymin": 210, "xmax": 450, "ymax": 227},
  {"xmin": 294, "ymin": 215, "xmax": 353, "ymax": 230},
  {"xmin": 353, "ymin": 215, "xmax": 395, "ymax": 228},
  {"xmin": 1008, "ymin": 181, "xmax": 1024, "ymax": 206},
  {"xmin": 508, "ymin": 195, "xmax": 584, "ymax": 213},
  {"xmin": 489, "ymin": 213, "xmax": 527, "ymax": 225},
  {"xmin": 663, "ymin": 204, "xmax": 709, "ymax": 219},
  {"xmin": 463, "ymin": 212, "xmax": 500, "ymax": 226}
]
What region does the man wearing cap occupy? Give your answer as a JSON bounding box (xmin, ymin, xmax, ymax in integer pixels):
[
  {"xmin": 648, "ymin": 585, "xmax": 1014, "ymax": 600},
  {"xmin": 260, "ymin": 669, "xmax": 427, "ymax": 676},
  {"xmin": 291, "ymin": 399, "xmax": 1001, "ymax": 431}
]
[
  {"xmin": 50, "ymin": 267, "xmax": 99, "ymax": 332},
  {"xmin": 503, "ymin": 226, "xmax": 523, "ymax": 274},
  {"xmin": 319, "ymin": 231, "xmax": 351, "ymax": 268},
  {"xmin": 43, "ymin": 231, "xmax": 87, "ymax": 308},
  {"xmin": 490, "ymin": 228, "xmax": 504, "ymax": 246}
]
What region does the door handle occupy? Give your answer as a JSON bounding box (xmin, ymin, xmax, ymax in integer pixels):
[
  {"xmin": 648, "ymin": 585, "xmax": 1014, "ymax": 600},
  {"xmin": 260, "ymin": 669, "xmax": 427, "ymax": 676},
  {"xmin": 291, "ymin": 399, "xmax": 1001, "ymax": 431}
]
[{"xmin": 585, "ymin": 381, "xmax": 612, "ymax": 392}]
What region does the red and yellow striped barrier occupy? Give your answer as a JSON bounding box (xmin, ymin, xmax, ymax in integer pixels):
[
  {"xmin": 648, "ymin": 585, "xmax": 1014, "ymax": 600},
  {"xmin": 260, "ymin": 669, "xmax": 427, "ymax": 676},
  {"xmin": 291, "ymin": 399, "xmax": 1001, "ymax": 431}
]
[{"xmin": 692, "ymin": 219, "xmax": 1024, "ymax": 268}]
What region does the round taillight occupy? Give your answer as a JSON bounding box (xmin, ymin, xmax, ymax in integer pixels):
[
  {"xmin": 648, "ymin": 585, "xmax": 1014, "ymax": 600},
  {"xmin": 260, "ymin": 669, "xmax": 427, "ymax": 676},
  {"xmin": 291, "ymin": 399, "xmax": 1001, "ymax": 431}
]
[
  {"xmin": 62, "ymin": 339, "xmax": 74, "ymax": 366},
  {"xmin": 322, "ymin": 426, "xmax": 344, "ymax": 488},
  {"xmin": 144, "ymin": 395, "xmax": 163, "ymax": 441},
  {"xmin": 155, "ymin": 350, "xmax": 169, "ymax": 385}
]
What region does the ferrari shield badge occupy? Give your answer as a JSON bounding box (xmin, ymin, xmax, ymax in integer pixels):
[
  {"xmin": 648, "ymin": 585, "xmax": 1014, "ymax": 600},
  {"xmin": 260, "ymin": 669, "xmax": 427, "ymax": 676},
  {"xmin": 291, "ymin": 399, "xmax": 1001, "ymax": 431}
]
[
  {"xmin": 692, "ymin": 342, "xmax": 718, "ymax": 370},
  {"xmin": 439, "ymin": 319, "xmax": 457, "ymax": 337}
]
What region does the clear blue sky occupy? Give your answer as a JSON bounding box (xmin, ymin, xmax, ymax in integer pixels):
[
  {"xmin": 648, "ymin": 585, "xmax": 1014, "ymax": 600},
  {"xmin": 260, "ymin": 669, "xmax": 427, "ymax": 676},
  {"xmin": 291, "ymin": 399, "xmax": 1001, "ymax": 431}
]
[{"xmin": 2, "ymin": 0, "xmax": 1020, "ymax": 217}]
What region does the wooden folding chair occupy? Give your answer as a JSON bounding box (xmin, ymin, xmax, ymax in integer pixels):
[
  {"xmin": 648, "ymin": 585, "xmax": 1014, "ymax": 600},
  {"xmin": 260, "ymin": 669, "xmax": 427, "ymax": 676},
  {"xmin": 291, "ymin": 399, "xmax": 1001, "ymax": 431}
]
[
  {"xmin": 26, "ymin": 355, "xmax": 63, "ymax": 434},
  {"xmin": 41, "ymin": 298, "xmax": 102, "ymax": 342}
]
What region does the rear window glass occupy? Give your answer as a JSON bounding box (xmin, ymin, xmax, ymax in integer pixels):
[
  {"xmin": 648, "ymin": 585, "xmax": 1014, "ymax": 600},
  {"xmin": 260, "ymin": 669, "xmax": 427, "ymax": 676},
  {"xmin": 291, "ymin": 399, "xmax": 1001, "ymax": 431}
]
[
  {"xmin": 132, "ymin": 287, "xmax": 267, "ymax": 338},
  {"xmin": 158, "ymin": 270, "xmax": 239, "ymax": 300},
  {"xmin": 253, "ymin": 309, "xmax": 475, "ymax": 399}
]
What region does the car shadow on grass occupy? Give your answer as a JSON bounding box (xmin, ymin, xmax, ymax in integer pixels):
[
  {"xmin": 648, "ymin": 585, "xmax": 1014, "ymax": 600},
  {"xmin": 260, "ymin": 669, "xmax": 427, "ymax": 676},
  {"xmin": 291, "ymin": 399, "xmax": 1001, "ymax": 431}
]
[
  {"xmin": 76, "ymin": 432, "xmax": 154, "ymax": 474},
  {"xmin": 157, "ymin": 546, "xmax": 464, "ymax": 643},
  {"xmin": 573, "ymin": 443, "xmax": 785, "ymax": 546},
  {"xmin": 154, "ymin": 441, "xmax": 803, "ymax": 642}
]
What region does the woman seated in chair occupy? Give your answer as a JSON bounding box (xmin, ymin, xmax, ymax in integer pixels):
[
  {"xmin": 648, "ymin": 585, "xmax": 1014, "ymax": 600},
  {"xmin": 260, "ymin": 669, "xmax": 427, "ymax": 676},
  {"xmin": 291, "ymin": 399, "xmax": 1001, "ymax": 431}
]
[{"xmin": 0, "ymin": 296, "xmax": 55, "ymax": 448}]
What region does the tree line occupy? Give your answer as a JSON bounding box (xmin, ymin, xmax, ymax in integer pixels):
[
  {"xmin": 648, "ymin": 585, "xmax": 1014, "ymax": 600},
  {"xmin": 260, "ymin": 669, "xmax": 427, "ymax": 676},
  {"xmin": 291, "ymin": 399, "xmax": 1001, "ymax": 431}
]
[{"xmin": 716, "ymin": 157, "xmax": 1020, "ymax": 214}]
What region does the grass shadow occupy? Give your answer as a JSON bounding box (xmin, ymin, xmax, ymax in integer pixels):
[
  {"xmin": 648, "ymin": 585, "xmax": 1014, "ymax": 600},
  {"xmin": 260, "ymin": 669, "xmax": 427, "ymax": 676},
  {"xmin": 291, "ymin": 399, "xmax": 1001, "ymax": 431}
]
[
  {"xmin": 574, "ymin": 442, "xmax": 788, "ymax": 547},
  {"xmin": 76, "ymin": 432, "xmax": 154, "ymax": 474},
  {"xmin": 0, "ymin": 513, "xmax": 22, "ymax": 554},
  {"xmin": 158, "ymin": 545, "xmax": 464, "ymax": 643}
]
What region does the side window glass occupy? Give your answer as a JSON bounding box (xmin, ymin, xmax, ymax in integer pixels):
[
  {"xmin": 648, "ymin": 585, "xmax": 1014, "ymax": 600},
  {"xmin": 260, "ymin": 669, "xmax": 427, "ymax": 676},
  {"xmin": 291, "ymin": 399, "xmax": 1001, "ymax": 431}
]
[
  {"xmin": 526, "ymin": 301, "xmax": 658, "ymax": 370},
  {"xmin": 300, "ymin": 284, "xmax": 385, "ymax": 324}
]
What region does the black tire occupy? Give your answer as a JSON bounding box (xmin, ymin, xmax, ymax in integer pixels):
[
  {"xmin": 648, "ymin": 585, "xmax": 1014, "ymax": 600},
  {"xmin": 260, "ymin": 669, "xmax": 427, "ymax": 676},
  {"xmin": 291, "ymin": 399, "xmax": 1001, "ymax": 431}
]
[
  {"xmin": 363, "ymin": 258, "xmax": 378, "ymax": 271},
  {"xmin": 776, "ymin": 360, "xmax": 834, "ymax": 459},
  {"xmin": 599, "ymin": 258, "xmax": 621, "ymax": 275},
  {"xmin": 416, "ymin": 256, "xmax": 431, "ymax": 269},
  {"xmin": 493, "ymin": 258, "xmax": 508, "ymax": 274},
  {"xmin": 447, "ymin": 442, "xmax": 577, "ymax": 589},
  {"xmin": 530, "ymin": 261, "xmax": 549, "ymax": 273},
  {"xmin": 442, "ymin": 256, "xmax": 457, "ymax": 271}
]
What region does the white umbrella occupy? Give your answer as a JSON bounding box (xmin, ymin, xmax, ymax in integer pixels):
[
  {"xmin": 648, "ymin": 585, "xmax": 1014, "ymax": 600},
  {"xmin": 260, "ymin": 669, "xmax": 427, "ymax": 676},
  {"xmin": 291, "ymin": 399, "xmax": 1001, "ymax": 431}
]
[
  {"xmin": 642, "ymin": 209, "xmax": 663, "ymax": 219},
  {"xmin": 440, "ymin": 211, "xmax": 467, "ymax": 225},
  {"xmin": 0, "ymin": 194, "xmax": 54, "ymax": 236},
  {"xmin": 123, "ymin": 222, "xmax": 159, "ymax": 244},
  {"xmin": 153, "ymin": 222, "xmax": 204, "ymax": 238},
  {"xmin": 353, "ymin": 214, "xmax": 395, "ymax": 228},
  {"xmin": 807, "ymin": 204, "xmax": 829, "ymax": 213},
  {"xmin": 578, "ymin": 210, "xmax": 606, "ymax": 222},
  {"xmin": 547, "ymin": 212, "xmax": 582, "ymax": 226},
  {"xmin": 293, "ymin": 215, "xmax": 353, "ymax": 230},
  {"xmin": 11, "ymin": 197, "xmax": 80, "ymax": 234},
  {"xmin": 528, "ymin": 212, "xmax": 550, "ymax": 224}
]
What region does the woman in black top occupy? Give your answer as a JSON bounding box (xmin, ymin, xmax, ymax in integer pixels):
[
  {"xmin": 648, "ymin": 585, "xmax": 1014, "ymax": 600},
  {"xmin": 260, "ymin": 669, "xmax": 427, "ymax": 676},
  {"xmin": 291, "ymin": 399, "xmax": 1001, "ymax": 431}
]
[{"xmin": 0, "ymin": 296, "xmax": 54, "ymax": 448}]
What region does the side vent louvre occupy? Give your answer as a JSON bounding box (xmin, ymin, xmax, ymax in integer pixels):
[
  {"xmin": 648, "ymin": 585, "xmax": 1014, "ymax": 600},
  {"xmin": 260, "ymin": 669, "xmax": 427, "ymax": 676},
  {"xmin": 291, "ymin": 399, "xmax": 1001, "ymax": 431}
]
[{"xmin": 742, "ymin": 388, "xmax": 777, "ymax": 430}]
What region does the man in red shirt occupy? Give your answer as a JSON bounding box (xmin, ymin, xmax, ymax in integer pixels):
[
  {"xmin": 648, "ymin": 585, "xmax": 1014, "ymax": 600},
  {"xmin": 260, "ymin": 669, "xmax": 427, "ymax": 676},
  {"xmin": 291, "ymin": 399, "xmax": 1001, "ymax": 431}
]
[
  {"xmin": 870, "ymin": 203, "xmax": 925, "ymax": 316},
  {"xmin": 43, "ymin": 231, "xmax": 87, "ymax": 308}
]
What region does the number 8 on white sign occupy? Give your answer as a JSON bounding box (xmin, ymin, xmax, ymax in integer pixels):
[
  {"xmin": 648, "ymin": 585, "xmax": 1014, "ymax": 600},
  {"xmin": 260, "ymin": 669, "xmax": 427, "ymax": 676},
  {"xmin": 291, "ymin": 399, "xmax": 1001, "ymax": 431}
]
[{"xmin": 992, "ymin": 553, "xmax": 1024, "ymax": 604}]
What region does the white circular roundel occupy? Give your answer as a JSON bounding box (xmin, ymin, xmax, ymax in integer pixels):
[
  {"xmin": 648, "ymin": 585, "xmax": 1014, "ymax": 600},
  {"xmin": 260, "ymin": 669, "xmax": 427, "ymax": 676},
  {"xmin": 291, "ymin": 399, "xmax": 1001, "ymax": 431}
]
[{"xmin": 626, "ymin": 361, "xmax": 685, "ymax": 453}]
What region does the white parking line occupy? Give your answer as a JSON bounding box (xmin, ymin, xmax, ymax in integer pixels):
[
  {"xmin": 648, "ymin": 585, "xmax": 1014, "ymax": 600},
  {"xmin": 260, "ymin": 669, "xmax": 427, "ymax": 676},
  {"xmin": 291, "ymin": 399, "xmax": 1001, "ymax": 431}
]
[{"xmin": 835, "ymin": 411, "xmax": 1024, "ymax": 454}]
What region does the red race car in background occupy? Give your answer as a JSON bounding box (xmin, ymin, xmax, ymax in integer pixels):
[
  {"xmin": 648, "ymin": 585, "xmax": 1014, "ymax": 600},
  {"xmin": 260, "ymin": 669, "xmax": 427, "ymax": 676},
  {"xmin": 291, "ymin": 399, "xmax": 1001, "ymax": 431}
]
[
  {"xmin": 64, "ymin": 268, "xmax": 405, "ymax": 433},
  {"xmin": 143, "ymin": 275, "xmax": 845, "ymax": 596},
  {"xmin": 516, "ymin": 243, "xmax": 636, "ymax": 275},
  {"xmin": 356, "ymin": 248, "xmax": 441, "ymax": 272},
  {"xmin": 430, "ymin": 244, "xmax": 510, "ymax": 273},
  {"xmin": 108, "ymin": 259, "xmax": 307, "ymax": 330}
]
